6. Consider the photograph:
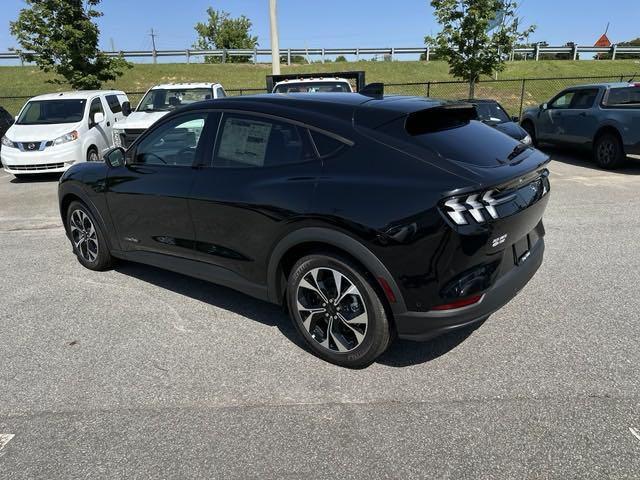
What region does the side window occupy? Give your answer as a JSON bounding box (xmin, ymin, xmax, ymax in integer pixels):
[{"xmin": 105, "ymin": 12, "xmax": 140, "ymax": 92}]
[
  {"xmin": 89, "ymin": 98, "xmax": 104, "ymax": 123},
  {"xmin": 310, "ymin": 130, "xmax": 346, "ymax": 157},
  {"xmin": 212, "ymin": 114, "xmax": 316, "ymax": 168},
  {"xmin": 105, "ymin": 94, "xmax": 122, "ymax": 114},
  {"xmin": 550, "ymin": 91, "xmax": 575, "ymax": 109},
  {"xmin": 569, "ymin": 89, "xmax": 599, "ymax": 109},
  {"xmin": 216, "ymin": 87, "xmax": 226, "ymax": 98},
  {"xmin": 604, "ymin": 87, "xmax": 640, "ymax": 106},
  {"xmin": 134, "ymin": 113, "xmax": 208, "ymax": 167}
]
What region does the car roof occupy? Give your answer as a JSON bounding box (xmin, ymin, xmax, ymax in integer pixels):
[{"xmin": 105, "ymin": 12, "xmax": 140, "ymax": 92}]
[
  {"xmin": 563, "ymin": 82, "xmax": 632, "ymax": 90},
  {"xmin": 150, "ymin": 83, "xmax": 221, "ymax": 90},
  {"xmin": 173, "ymin": 93, "xmax": 449, "ymax": 133},
  {"xmin": 29, "ymin": 90, "xmax": 126, "ymax": 101}
]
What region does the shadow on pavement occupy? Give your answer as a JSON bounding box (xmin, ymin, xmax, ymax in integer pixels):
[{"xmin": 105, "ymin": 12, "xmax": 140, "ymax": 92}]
[
  {"xmin": 542, "ymin": 146, "xmax": 640, "ymax": 175},
  {"xmin": 114, "ymin": 261, "xmax": 483, "ymax": 368}
]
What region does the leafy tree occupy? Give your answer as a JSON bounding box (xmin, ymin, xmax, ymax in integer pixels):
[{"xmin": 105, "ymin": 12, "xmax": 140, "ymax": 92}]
[
  {"xmin": 194, "ymin": 7, "xmax": 258, "ymax": 64},
  {"xmin": 426, "ymin": 0, "xmax": 535, "ymax": 97},
  {"xmin": 335, "ymin": 55, "xmax": 348, "ymax": 63},
  {"xmin": 10, "ymin": 0, "xmax": 131, "ymax": 89},
  {"xmin": 597, "ymin": 37, "xmax": 640, "ymax": 60}
]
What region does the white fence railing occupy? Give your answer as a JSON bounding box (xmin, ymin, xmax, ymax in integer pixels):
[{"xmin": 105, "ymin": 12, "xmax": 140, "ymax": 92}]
[{"xmin": 1, "ymin": 44, "xmax": 639, "ymax": 64}]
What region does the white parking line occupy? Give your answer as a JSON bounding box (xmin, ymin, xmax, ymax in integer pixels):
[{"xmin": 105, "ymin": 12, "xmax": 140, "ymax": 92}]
[
  {"xmin": 630, "ymin": 427, "xmax": 640, "ymax": 443},
  {"xmin": 0, "ymin": 433, "xmax": 15, "ymax": 451}
]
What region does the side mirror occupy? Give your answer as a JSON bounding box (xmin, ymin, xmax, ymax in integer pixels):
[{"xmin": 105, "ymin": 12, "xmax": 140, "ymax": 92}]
[
  {"xmin": 104, "ymin": 147, "xmax": 125, "ymax": 168},
  {"xmin": 122, "ymin": 101, "xmax": 131, "ymax": 117},
  {"xmin": 511, "ymin": 115, "xmax": 519, "ymax": 122},
  {"xmin": 540, "ymin": 103, "xmax": 548, "ymax": 110},
  {"xmin": 14, "ymin": 115, "xmax": 18, "ymax": 122},
  {"xmin": 92, "ymin": 112, "xmax": 105, "ymax": 126}
]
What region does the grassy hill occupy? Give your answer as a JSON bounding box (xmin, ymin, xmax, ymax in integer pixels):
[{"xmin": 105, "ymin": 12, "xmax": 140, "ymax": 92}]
[{"xmin": 1, "ymin": 59, "xmax": 638, "ymax": 114}]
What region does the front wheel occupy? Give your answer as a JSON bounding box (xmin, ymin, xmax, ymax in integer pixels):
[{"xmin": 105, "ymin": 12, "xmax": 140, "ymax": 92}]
[
  {"xmin": 66, "ymin": 201, "xmax": 113, "ymax": 271},
  {"xmin": 521, "ymin": 121, "xmax": 538, "ymax": 147},
  {"xmin": 594, "ymin": 133, "xmax": 626, "ymax": 169},
  {"xmin": 287, "ymin": 254, "xmax": 392, "ymax": 368},
  {"xmin": 87, "ymin": 147, "xmax": 100, "ymax": 162}
]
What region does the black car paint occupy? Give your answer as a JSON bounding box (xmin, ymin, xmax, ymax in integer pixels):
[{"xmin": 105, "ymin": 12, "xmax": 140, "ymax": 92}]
[
  {"xmin": 59, "ymin": 94, "xmax": 550, "ymax": 341},
  {"xmin": 0, "ymin": 106, "xmax": 15, "ymax": 165}
]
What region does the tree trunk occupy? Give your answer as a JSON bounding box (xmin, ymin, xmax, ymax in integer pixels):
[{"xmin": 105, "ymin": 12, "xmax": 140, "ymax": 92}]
[{"xmin": 468, "ymin": 77, "xmax": 477, "ymax": 99}]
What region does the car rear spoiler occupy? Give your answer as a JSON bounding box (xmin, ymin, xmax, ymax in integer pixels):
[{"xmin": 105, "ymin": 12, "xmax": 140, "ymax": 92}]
[{"xmin": 266, "ymin": 71, "xmax": 366, "ymax": 93}]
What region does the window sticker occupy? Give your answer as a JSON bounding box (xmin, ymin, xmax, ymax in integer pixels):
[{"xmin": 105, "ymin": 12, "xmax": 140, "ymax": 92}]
[{"xmin": 218, "ymin": 118, "xmax": 273, "ymax": 166}]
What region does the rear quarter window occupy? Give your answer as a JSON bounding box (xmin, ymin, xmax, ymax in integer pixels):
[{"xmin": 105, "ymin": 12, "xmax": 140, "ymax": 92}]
[
  {"xmin": 604, "ymin": 87, "xmax": 640, "ymax": 107},
  {"xmin": 310, "ymin": 130, "xmax": 346, "ymax": 157}
]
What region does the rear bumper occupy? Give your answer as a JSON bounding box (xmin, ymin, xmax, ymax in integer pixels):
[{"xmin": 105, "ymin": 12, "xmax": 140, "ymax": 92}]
[{"xmin": 395, "ymin": 238, "xmax": 544, "ymax": 341}]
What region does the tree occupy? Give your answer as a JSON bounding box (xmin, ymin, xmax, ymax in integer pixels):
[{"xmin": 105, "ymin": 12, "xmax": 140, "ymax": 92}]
[
  {"xmin": 194, "ymin": 7, "xmax": 258, "ymax": 64},
  {"xmin": 10, "ymin": 0, "xmax": 131, "ymax": 89},
  {"xmin": 426, "ymin": 0, "xmax": 535, "ymax": 97},
  {"xmin": 597, "ymin": 37, "xmax": 640, "ymax": 60}
]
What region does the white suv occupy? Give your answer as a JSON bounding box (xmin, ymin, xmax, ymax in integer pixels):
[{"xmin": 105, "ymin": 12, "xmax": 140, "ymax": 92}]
[
  {"xmin": 113, "ymin": 83, "xmax": 226, "ymax": 148},
  {"xmin": 1, "ymin": 90, "xmax": 129, "ymax": 178}
]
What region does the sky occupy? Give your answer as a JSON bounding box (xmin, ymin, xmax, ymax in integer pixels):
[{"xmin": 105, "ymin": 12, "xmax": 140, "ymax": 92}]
[{"xmin": 0, "ymin": 0, "xmax": 637, "ymax": 55}]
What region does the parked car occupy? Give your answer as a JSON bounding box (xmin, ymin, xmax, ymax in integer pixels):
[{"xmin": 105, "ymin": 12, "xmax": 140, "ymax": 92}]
[
  {"xmin": 58, "ymin": 93, "xmax": 550, "ymax": 368},
  {"xmin": 1, "ymin": 90, "xmax": 129, "ymax": 178},
  {"xmin": 520, "ymin": 82, "xmax": 640, "ymax": 169},
  {"xmin": 113, "ymin": 83, "xmax": 226, "ymax": 148},
  {"xmin": 466, "ymin": 99, "xmax": 532, "ymax": 144},
  {"xmin": 0, "ymin": 106, "xmax": 15, "ymax": 167},
  {"xmin": 267, "ymin": 71, "xmax": 366, "ymax": 94}
]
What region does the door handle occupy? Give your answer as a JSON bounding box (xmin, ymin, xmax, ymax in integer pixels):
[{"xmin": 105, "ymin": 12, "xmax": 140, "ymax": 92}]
[{"xmin": 578, "ymin": 112, "xmax": 587, "ymax": 117}]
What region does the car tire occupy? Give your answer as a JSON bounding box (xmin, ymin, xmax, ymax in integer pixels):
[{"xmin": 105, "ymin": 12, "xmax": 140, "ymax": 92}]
[
  {"xmin": 66, "ymin": 200, "xmax": 113, "ymax": 271},
  {"xmin": 593, "ymin": 133, "xmax": 626, "ymax": 170},
  {"xmin": 87, "ymin": 146, "xmax": 100, "ymax": 162},
  {"xmin": 287, "ymin": 254, "xmax": 392, "ymax": 368},
  {"xmin": 521, "ymin": 121, "xmax": 537, "ymax": 147}
]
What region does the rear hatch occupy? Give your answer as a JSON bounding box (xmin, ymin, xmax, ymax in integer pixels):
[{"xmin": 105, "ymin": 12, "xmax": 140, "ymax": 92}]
[{"xmin": 355, "ymin": 97, "xmax": 550, "ymax": 275}]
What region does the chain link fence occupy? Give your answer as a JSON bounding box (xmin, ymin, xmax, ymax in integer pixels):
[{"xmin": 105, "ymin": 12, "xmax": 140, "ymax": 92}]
[{"xmin": 0, "ymin": 74, "xmax": 634, "ymax": 119}]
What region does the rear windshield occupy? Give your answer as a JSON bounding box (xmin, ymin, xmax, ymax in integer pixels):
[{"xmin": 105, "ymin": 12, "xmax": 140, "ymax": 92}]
[
  {"xmin": 604, "ymin": 86, "xmax": 640, "ymax": 106},
  {"xmin": 17, "ymin": 99, "xmax": 86, "ymax": 125},
  {"xmin": 274, "ymin": 82, "xmax": 352, "ymax": 93},
  {"xmin": 138, "ymin": 88, "xmax": 213, "ymax": 112},
  {"xmin": 409, "ymin": 119, "xmax": 525, "ymax": 167}
]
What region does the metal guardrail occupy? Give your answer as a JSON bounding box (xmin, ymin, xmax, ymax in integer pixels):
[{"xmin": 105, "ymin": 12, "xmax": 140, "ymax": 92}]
[{"xmin": 1, "ymin": 44, "xmax": 639, "ymax": 64}]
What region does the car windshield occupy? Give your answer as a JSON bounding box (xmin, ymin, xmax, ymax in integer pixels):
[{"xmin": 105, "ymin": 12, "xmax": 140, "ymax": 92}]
[
  {"xmin": 137, "ymin": 88, "xmax": 213, "ymax": 112},
  {"xmin": 473, "ymin": 102, "xmax": 511, "ymax": 124},
  {"xmin": 274, "ymin": 82, "xmax": 352, "ymax": 93},
  {"xmin": 16, "ymin": 99, "xmax": 86, "ymax": 125}
]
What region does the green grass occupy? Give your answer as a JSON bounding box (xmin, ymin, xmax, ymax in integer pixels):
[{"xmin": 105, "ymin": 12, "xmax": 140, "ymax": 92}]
[{"xmin": 1, "ymin": 59, "xmax": 638, "ymax": 114}]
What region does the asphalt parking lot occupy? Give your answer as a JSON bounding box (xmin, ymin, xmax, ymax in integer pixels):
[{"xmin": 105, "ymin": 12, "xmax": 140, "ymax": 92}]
[{"xmin": 1, "ymin": 150, "xmax": 639, "ymax": 479}]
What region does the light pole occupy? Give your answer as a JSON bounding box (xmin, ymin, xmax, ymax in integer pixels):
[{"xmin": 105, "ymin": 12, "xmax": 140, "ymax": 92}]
[{"xmin": 269, "ymin": 0, "xmax": 281, "ymax": 74}]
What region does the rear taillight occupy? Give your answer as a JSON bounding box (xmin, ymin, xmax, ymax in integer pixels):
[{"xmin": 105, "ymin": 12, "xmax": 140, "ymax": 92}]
[{"xmin": 443, "ymin": 189, "xmax": 516, "ymax": 225}]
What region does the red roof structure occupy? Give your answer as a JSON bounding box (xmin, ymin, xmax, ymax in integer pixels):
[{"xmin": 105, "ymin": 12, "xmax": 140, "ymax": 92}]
[{"xmin": 595, "ymin": 33, "xmax": 611, "ymax": 47}]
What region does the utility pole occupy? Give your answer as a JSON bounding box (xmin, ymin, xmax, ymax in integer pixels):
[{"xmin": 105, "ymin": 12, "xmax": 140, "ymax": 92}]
[
  {"xmin": 110, "ymin": 37, "xmax": 115, "ymax": 52},
  {"xmin": 149, "ymin": 28, "xmax": 158, "ymax": 64},
  {"xmin": 269, "ymin": 0, "xmax": 281, "ymax": 75}
]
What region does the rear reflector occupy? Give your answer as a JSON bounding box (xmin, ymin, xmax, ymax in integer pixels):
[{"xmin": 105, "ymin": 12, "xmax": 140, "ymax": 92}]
[
  {"xmin": 431, "ymin": 294, "xmax": 484, "ymax": 311},
  {"xmin": 377, "ymin": 277, "xmax": 397, "ymax": 304}
]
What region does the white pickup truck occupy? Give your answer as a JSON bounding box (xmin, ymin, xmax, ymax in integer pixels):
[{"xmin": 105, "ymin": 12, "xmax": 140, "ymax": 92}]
[
  {"xmin": 113, "ymin": 83, "xmax": 226, "ymax": 148},
  {"xmin": 266, "ymin": 72, "xmax": 365, "ymax": 95}
]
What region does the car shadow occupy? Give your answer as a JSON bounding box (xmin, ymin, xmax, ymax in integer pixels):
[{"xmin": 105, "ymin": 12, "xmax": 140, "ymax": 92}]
[
  {"xmin": 376, "ymin": 320, "xmax": 486, "ymax": 368},
  {"xmin": 9, "ymin": 173, "xmax": 63, "ymax": 183},
  {"xmin": 542, "ymin": 145, "xmax": 640, "ymax": 175},
  {"xmin": 114, "ymin": 261, "xmax": 482, "ymax": 368}
]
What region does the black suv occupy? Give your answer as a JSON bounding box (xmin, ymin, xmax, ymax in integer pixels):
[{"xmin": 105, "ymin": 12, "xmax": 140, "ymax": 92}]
[{"xmin": 59, "ymin": 94, "xmax": 550, "ymax": 368}]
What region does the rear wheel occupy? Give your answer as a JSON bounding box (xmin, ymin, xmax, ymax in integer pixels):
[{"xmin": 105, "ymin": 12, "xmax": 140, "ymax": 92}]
[
  {"xmin": 521, "ymin": 121, "xmax": 537, "ymax": 146},
  {"xmin": 66, "ymin": 201, "xmax": 113, "ymax": 271},
  {"xmin": 594, "ymin": 133, "xmax": 626, "ymax": 169},
  {"xmin": 287, "ymin": 254, "xmax": 391, "ymax": 368}
]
